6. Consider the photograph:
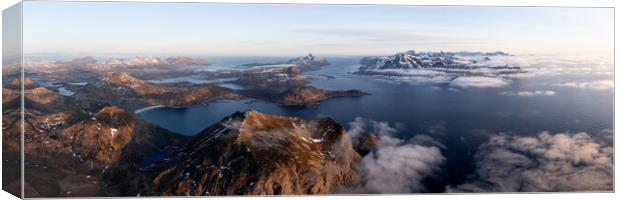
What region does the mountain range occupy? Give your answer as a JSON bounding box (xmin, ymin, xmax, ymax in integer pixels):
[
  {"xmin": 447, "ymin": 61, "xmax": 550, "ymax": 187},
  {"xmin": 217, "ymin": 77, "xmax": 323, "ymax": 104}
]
[
  {"xmin": 358, "ymin": 50, "xmax": 511, "ymax": 71},
  {"xmin": 238, "ymin": 53, "xmax": 330, "ymax": 71},
  {"xmin": 19, "ymin": 56, "xmax": 212, "ymax": 74}
]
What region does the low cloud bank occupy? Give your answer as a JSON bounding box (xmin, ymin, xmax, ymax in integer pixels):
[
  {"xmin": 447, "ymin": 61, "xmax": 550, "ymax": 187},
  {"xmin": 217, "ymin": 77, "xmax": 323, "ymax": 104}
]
[
  {"xmin": 449, "ymin": 131, "xmax": 613, "ymax": 192},
  {"xmin": 553, "ymin": 80, "xmax": 613, "ymax": 91},
  {"xmin": 450, "ymin": 76, "xmax": 510, "ymax": 88},
  {"xmin": 500, "ymin": 90, "xmax": 556, "ymax": 97},
  {"xmin": 344, "ymin": 117, "xmax": 445, "ymax": 193}
]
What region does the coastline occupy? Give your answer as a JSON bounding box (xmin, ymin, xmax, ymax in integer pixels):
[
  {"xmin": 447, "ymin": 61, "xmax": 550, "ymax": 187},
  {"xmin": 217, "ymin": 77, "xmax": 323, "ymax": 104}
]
[{"xmin": 134, "ymin": 105, "xmax": 165, "ymax": 114}]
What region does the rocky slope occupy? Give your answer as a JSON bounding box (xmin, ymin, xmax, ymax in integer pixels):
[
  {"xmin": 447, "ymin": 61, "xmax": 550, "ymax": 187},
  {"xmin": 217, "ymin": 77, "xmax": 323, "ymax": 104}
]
[
  {"xmin": 2, "ymin": 79, "xmax": 186, "ymax": 197},
  {"xmin": 135, "ymin": 110, "xmax": 363, "ymax": 196}
]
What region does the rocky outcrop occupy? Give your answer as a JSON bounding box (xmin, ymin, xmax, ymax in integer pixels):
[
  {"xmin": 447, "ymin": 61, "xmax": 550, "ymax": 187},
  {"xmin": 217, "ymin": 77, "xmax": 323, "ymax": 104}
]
[
  {"xmin": 280, "ymin": 86, "xmax": 367, "ymax": 107},
  {"xmin": 11, "ymin": 77, "xmax": 35, "ymax": 86},
  {"xmin": 286, "ymin": 53, "xmax": 330, "ymax": 71},
  {"xmin": 232, "ymin": 67, "xmax": 366, "ymax": 107},
  {"xmin": 353, "ymin": 132, "xmax": 380, "ymax": 157},
  {"xmin": 57, "ymin": 106, "xmax": 135, "ymax": 165},
  {"xmin": 2, "ymin": 88, "xmax": 19, "ymax": 103},
  {"xmin": 24, "ymin": 87, "xmax": 62, "ymax": 105},
  {"xmin": 234, "ymin": 66, "xmax": 308, "ymax": 90},
  {"xmin": 137, "ymin": 110, "xmax": 362, "ymax": 196}
]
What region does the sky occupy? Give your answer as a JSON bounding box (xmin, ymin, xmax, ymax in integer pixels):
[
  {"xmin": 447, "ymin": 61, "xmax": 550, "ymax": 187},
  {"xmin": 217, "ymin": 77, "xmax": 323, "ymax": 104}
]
[{"xmin": 21, "ymin": 1, "xmax": 614, "ymax": 56}]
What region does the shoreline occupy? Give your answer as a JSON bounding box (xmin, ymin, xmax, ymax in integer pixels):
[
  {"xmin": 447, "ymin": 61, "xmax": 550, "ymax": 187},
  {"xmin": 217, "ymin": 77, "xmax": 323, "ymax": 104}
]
[{"xmin": 134, "ymin": 105, "xmax": 165, "ymax": 114}]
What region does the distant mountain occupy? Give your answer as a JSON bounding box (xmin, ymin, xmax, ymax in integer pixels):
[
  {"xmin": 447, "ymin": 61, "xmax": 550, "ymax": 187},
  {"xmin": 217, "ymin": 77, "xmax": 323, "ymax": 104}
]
[
  {"xmin": 22, "ymin": 56, "xmax": 213, "ymax": 73},
  {"xmin": 136, "ymin": 110, "xmax": 363, "ymax": 195},
  {"xmin": 358, "ymin": 50, "xmax": 511, "ymax": 71},
  {"xmin": 95, "ymin": 56, "xmax": 212, "ymax": 69},
  {"xmin": 238, "ymin": 53, "xmax": 330, "ymax": 71},
  {"xmin": 354, "ymin": 50, "xmax": 526, "ymax": 78}
]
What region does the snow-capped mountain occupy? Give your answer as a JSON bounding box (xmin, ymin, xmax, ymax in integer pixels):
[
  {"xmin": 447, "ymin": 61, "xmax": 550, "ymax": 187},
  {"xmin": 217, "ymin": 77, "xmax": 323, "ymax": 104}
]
[
  {"xmin": 354, "ymin": 50, "xmax": 526, "ymax": 87},
  {"xmin": 94, "ymin": 56, "xmax": 212, "ymax": 69},
  {"xmin": 358, "ymin": 50, "xmax": 510, "ymax": 71}
]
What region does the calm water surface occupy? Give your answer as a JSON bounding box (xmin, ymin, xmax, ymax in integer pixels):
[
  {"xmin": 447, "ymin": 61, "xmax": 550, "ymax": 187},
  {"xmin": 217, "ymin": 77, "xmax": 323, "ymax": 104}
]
[{"xmin": 137, "ymin": 56, "xmax": 613, "ymax": 189}]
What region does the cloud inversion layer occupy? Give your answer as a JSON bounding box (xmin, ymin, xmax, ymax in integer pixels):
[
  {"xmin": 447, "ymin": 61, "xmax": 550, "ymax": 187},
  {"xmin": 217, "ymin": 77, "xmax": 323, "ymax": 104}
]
[{"xmin": 450, "ymin": 131, "xmax": 613, "ymax": 192}]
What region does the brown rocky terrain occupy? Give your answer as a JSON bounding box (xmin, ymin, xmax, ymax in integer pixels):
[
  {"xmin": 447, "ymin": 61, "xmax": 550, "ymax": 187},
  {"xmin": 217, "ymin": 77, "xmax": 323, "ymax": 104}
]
[
  {"xmin": 11, "ymin": 77, "xmax": 35, "ymax": 85},
  {"xmin": 134, "ymin": 110, "xmax": 364, "ymax": 196},
  {"xmin": 77, "ymin": 72, "xmax": 242, "ymax": 111},
  {"xmin": 2, "ymin": 79, "xmax": 186, "ymax": 197},
  {"xmin": 2, "ymin": 76, "xmax": 374, "ymax": 197},
  {"xmin": 279, "ymin": 86, "xmax": 367, "ymax": 107},
  {"xmin": 234, "ymin": 66, "xmax": 307, "ymax": 90},
  {"xmin": 353, "ymin": 132, "xmax": 380, "ymax": 157},
  {"xmin": 24, "ymin": 87, "xmax": 62, "ymax": 105},
  {"xmin": 233, "ymin": 66, "xmax": 367, "ymax": 107},
  {"xmin": 2, "ymin": 87, "xmax": 19, "ymax": 103},
  {"xmin": 77, "ymin": 71, "xmax": 365, "ymax": 110},
  {"xmin": 2, "ymin": 55, "xmax": 371, "ymax": 197}
]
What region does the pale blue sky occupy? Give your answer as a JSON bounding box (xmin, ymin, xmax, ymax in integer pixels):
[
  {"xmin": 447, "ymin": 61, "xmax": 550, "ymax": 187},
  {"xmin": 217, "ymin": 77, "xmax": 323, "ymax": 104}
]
[{"xmin": 23, "ymin": 1, "xmax": 613, "ymax": 56}]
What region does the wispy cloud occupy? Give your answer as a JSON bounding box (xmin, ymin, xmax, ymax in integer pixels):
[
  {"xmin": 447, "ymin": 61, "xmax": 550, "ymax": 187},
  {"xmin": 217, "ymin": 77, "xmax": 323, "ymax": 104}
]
[
  {"xmin": 450, "ymin": 76, "xmax": 511, "ymax": 88},
  {"xmin": 553, "ymin": 80, "xmax": 613, "ymax": 91},
  {"xmin": 500, "ymin": 90, "xmax": 556, "ymax": 97}
]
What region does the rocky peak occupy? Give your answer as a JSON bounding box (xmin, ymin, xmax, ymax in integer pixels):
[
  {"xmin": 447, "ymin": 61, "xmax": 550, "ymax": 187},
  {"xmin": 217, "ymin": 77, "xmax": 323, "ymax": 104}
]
[
  {"xmin": 24, "ymin": 87, "xmax": 61, "ymax": 105},
  {"xmin": 10, "ymin": 77, "xmax": 35, "ymax": 87},
  {"xmin": 353, "ymin": 132, "xmax": 380, "ymax": 157},
  {"xmin": 59, "ymin": 106, "xmax": 136, "ymax": 165},
  {"xmin": 101, "ymin": 72, "xmax": 146, "ymax": 88},
  {"xmin": 288, "ymin": 53, "xmax": 330, "ymax": 70},
  {"xmin": 95, "ymin": 106, "xmax": 134, "ymax": 127},
  {"xmin": 165, "ymin": 56, "xmax": 212, "ymax": 66},
  {"xmin": 139, "ymin": 110, "xmax": 361, "ymax": 195}
]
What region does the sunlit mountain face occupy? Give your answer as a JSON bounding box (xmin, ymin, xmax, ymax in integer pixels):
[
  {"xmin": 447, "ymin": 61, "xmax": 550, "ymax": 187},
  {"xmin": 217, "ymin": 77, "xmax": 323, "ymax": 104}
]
[{"xmin": 2, "ymin": 50, "xmax": 612, "ymax": 196}]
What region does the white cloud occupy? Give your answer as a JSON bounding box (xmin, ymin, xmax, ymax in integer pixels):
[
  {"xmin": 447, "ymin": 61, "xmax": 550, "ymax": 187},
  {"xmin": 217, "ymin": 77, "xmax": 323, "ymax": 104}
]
[
  {"xmin": 500, "ymin": 90, "xmax": 556, "ymax": 97},
  {"xmin": 449, "ymin": 131, "xmax": 613, "ymax": 192},
  {"xmin": 359, "ymin": 143, "xmax": 444, "ymax": 193},
  {"xmin": 343, "ymin": 118, "xmax": 445, "ymax": 193},
  {"xmin": 450, "ymin": 76, "xmax": 510, "ymax": 88},
  {"xmin": 553, "ymin": 80, "xmax": 613, "ymax": 90}
]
